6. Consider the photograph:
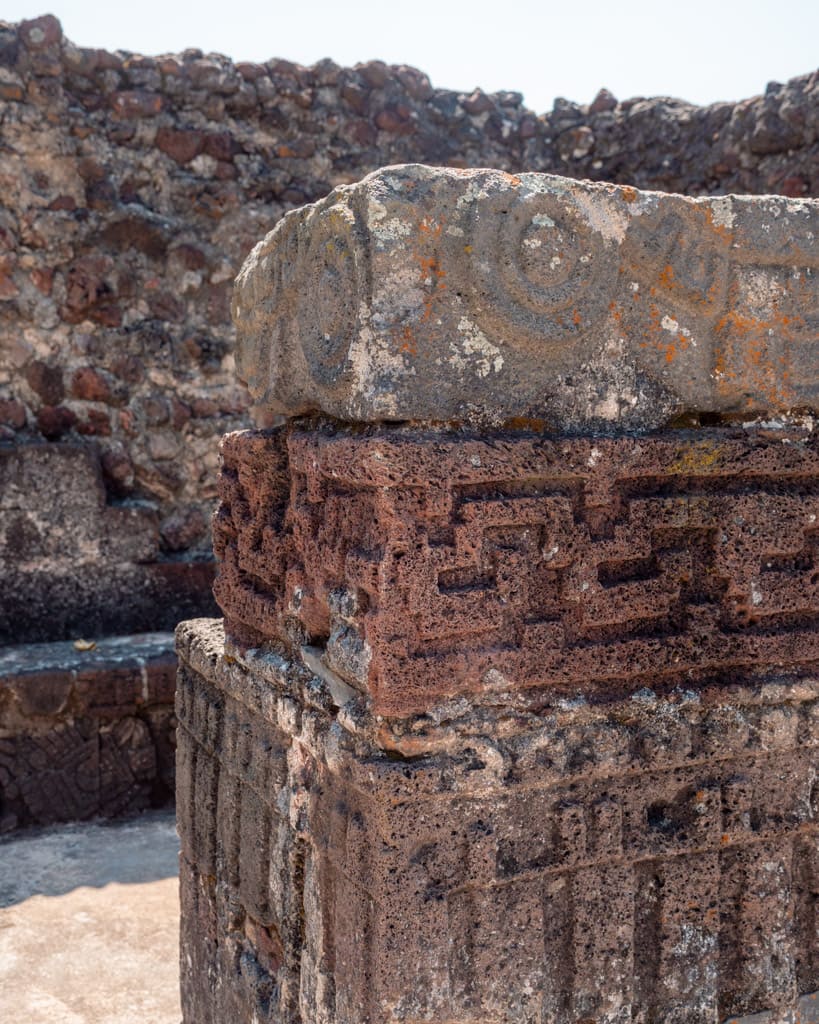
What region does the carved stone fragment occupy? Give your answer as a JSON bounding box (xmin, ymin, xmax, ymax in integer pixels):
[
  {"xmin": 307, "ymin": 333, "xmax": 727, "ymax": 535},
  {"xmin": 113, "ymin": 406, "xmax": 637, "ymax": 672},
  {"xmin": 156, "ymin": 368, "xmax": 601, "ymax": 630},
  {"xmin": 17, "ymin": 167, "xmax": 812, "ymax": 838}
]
[
  {"xmin": 178, "ymin": 618, "xmax": 819, "ymax": 1024},
  {"xmin": 233, "ymin": 165, "xmax": 819, "ymax": 430}
]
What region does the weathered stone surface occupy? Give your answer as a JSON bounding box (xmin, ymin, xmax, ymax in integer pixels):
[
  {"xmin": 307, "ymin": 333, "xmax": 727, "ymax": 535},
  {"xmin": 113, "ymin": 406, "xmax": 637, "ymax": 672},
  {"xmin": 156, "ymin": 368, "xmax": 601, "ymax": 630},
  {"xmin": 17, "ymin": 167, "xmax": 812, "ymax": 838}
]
[
  {"xmin": 234, "ymin": 165, "xmax": 819, "ymax": 429},
  {"xmin": 0, "ymin": 442, "xmax": 217, "ymax": 643},
  {"xmin": 0, "ymin": 632, "xmax": 176, "ymax": 830},
  {"xmin": 177, "ymin": 617, "xmax": 819, "ymax": 1023},
  {"xmin": 214, "ymin": 421, "xmax": 819, "ymax": 717}
]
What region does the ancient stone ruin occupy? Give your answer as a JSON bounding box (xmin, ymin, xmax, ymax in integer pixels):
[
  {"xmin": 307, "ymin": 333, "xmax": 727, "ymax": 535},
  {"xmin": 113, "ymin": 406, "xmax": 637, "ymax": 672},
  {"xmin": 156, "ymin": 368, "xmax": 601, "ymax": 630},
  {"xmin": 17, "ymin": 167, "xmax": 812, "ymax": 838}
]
[
  {"xmin": 1, "ymin": 13, "xmax": 818, "ymax": 831},
  {"xmin": 177, "ymin": 166, "xmax": 819, "ymax": 1022}
]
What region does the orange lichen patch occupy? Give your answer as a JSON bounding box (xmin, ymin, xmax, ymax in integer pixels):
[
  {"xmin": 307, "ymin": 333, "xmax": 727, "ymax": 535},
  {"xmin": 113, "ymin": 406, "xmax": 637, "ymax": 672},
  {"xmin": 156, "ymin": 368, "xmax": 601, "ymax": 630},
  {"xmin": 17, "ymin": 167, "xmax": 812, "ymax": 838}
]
[
  {"xmin": 640, "ymin": 302, "xmax": 692, "ymax": 365},
  {"xmin": 658, "ymin": 264, "xmax": 675, "ymax": 289},
  {"xmin": 620, "ymin": 186, "xmax": 638, "ymax": 204},
  {"xmin": 418, "ymin": 216, "xmax": 443, "ymax": 239},
  {"xmin": 417, "ymin": 255, "xmax": 446, "ymax": 322},
  {"xmin": 714, "ymin": 311, "xmax": 797, "ymax": 409},
  {"xmin": 503, "ymin": 172, "xmax": 522, "ymax": 186},
  {"xmin": 572, "ymin": 308, "xmax": 582, "ymax": 327},
  {"xmin": 412, "ymin": 217, "xmax": 448, "ymax": 325},
  {"xmin": 395, "ymin": 324, "xmax": 417, "ymax": 356}
]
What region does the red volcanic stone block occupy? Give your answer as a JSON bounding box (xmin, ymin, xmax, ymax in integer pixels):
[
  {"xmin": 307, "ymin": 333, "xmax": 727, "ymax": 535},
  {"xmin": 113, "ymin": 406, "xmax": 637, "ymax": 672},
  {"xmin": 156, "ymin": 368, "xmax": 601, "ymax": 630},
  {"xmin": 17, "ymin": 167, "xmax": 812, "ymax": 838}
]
[
  {"xmin": 214, "ymin": 423, "xmax": 819, "ymax": 718},
  {"xmin": 18, "ymin": 14, "xmax": 62, "ymax": 50},
  {"xmin": 70, "ymin": 366, "xmax": 117, "ymax": 403},
  {"xmin": 110, "ymin": 90, "xmax": 164, "ymax": 118},
  {"xmin": 0, "ymin": 399, "xmax": 27, "ymax": 429},
  {"xmin": 176, "ymin": 618, "xmax": 819, "ymax": 1024},
  {"xmin": 156, "ymin": 126, "xmax": 204, "ymax": 164},
  {"xmin": 36, "ymin": 404, "xmax": 77, "ymax": 438}
]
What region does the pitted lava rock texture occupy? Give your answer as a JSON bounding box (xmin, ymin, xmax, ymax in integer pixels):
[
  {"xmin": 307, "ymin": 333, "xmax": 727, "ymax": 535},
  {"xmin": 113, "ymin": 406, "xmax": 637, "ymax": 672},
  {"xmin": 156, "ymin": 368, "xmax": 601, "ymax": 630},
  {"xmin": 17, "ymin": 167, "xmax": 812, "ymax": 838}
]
[
  {"xmin": 234, "ymin": 166, "xmax": 819, "ymax": 429},
  {"xmin": 177, "ymin": 618, "xmax": 819, "ymax": 1024},
  {"xmin": 215, "ymin": 423, "xmax": 819, "ymax": 717}
]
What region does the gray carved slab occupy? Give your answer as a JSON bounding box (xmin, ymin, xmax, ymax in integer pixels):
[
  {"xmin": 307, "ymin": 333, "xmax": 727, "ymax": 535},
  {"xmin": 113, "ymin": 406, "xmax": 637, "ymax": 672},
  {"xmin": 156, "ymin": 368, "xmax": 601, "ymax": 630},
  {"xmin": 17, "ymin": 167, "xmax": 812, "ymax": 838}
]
[{"xmin": 233, "ymin": 164, "xmax": 819, "ymax": 431}]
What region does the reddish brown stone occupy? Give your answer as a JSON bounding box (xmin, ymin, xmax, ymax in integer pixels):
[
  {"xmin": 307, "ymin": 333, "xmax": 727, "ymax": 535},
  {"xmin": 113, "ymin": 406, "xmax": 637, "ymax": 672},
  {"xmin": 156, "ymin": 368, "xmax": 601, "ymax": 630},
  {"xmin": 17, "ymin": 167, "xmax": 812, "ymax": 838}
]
[
  {"xmin": 62, "ymin": 255, "xmax": 121, "ymax": 326},
  {"xmin": 191, "ymin": 398, "xmax": 219, "ymax": 418},
  {"xmin": 781, "ymin": 173, "xmax": 810, "ymax": 197},
  {"xmin": 202, "ymin": 131, "xmax": 239, "ymax": 161},
  {"xmin": 110, "ymin": 90, "xmax": 164, "ymax": 118},
  {"xmin": 70, "ymin": 366, "xmax": 116, "ymax": 403},
  {"xmin": 374, "ymin": 105, "xmax": 414, "ymax": 133},
  {"xmin": 25, "ymin": 360, "xmax": 63, "ymax": 404},
  {"xmin": 156, "ymin": 126, "xmax": 204, "ymax": 164},
  {"xmin": 18, "ymin": 14, "xmax": 62, "ymax": 50},
  {"xmin": 76, "ymin": 408, "xmax": 112, "ymax": 436},
  {"xmin": 0, "ymin": 272, "xmax": 19, "ymax": 299},
  {"xmin": 215, "ymin": 424, "xmax": 819, "ymax": 718},
  {"xmin": 394, "ymin": 65, "xmax": 433, "ymax": 100},
  {"xmin": 590, "ymin": 87, "xmax": 618, "ymax": 113},
  {"xmin": 169, "ymin": 243, "xmax": 207, "ymax": 270},
  {"xmin": 47, "ymin": 194, "xmax": 77, "ymax": 211},
  {"xmin": 170, "ymin": 396, "xmax": 192, "ymax": 429},
  {"xmin": 462, "ymin": 88, "xmax": 495, "ymax": 114},
  {"xmin": 0, "ymin": 83, "xmax": 24, "ymax": 102},
  {"xmin": 0, "ymin": 399, "xmax": 27, "ymax": 429},
  {"xmin": 36, "ymin": 404, "xmax": 77, "ymax": 438},
  {"xmin": 176, "ymin": 617, "xmax": 819, "ymax": 1024},
  {"xmin": 30, "ymin": 267, "xmax": 53, "ymax": 294}
]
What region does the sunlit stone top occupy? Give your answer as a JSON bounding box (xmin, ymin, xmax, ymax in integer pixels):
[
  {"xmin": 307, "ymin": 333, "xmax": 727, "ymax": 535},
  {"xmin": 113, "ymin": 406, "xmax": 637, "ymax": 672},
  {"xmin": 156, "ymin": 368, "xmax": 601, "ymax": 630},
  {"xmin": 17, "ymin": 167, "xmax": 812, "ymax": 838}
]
[{"xmin": 233, "ymin": 164, "xmax": 819, "ymax": 431}]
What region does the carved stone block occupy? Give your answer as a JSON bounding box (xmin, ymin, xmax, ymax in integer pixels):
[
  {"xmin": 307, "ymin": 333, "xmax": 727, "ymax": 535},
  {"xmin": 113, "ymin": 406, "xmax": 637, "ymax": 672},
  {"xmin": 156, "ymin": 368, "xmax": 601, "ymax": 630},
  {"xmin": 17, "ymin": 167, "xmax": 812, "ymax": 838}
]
[
  {"xmin": 182, "ymin": 164, "xmax": 819, "ymax": 1022},
  {"xmin": 177, "ymin": 618, "xmax": 819, "ymax": 1024},
  {"xmin": 233, "ymin": 165, "xmax": 819, "ymax": 430},
  {"xmin": 214, "ymin": 423, "xmax": 819, "ymax": 717},
  {"xmin": 0, "ymin": 632, "xmax": 177, "ymax": 829}
]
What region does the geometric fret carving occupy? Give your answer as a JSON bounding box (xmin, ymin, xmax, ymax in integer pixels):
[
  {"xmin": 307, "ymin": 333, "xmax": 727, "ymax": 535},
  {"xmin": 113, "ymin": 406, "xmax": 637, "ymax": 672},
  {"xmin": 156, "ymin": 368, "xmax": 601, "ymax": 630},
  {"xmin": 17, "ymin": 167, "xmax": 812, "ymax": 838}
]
[{"xmin": 214, "ymin": 426, "xmax": 819, "ymax": 715}]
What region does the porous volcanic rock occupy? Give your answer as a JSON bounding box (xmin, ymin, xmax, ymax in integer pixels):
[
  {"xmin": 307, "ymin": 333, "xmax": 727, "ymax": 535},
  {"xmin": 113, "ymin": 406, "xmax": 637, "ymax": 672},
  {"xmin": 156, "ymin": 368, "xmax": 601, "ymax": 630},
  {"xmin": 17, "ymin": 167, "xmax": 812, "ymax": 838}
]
[{"xmin": 234, "ymin": 165, "xmax": 819, "ymax": 430}]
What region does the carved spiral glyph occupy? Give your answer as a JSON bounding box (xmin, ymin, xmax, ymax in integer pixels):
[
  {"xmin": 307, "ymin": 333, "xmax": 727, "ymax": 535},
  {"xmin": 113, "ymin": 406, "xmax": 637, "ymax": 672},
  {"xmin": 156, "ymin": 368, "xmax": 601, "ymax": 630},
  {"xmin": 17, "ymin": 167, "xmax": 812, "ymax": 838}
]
[{"xmin": 455, "ymin": 189, "xmax": 618, "ymax": 356}]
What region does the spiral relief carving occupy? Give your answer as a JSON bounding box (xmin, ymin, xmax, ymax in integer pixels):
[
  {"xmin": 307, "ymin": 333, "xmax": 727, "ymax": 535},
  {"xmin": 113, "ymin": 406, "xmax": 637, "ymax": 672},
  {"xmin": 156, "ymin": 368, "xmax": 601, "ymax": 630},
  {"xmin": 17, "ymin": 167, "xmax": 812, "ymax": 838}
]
[
  {"xmin": 456, "ymin": 190, "xmax": 617, "ymax": 355},
  {"xmin": 236, "ymin": 165, "xmax": 819, "ymax": 427},
  {"xmin": 299, "ymin": 204, "xmax": 361, "ymax": 389}
]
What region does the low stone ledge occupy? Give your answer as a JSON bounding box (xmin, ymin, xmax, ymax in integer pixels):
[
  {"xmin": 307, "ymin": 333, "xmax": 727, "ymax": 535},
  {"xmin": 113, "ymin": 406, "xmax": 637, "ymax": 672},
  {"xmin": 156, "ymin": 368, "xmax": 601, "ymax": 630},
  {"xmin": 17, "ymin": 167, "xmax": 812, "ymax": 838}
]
[{"xmin": 0, "ymin": 632, "xmax": 177, "ymax": 830}]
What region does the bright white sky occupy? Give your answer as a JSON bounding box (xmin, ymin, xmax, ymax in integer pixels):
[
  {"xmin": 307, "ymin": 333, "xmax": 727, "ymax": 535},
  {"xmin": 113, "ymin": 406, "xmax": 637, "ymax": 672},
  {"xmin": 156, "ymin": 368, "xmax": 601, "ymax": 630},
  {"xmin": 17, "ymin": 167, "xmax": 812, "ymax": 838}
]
[{"xmin": 4, "ymin": 0, "xmax": 818, "ymax": 112}]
